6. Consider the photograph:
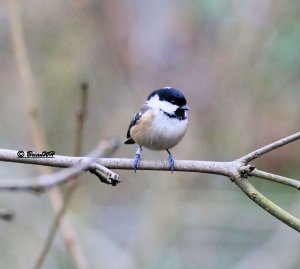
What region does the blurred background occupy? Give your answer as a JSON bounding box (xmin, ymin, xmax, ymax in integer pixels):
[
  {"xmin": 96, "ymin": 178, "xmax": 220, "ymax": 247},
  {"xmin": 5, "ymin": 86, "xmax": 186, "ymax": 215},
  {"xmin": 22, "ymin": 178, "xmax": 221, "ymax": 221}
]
[{"xmin": 1, "ymin": 0, "xmax": 300, "ymax": 268}]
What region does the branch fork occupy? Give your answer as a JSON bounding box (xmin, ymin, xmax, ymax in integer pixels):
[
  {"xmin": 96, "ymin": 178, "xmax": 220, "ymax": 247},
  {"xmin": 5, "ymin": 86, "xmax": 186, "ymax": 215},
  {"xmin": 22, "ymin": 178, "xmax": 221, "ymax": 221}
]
[{"xmin": 237, "ymin": 163, "xmax": 256, "ymax": 179}]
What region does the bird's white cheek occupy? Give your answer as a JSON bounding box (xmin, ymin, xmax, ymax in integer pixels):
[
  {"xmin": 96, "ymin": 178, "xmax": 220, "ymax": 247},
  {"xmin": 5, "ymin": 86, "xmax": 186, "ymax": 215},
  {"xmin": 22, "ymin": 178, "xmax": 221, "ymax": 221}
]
[{"xmin": 147, "ymin": 95, "xmax": 178, "ymax": 114}]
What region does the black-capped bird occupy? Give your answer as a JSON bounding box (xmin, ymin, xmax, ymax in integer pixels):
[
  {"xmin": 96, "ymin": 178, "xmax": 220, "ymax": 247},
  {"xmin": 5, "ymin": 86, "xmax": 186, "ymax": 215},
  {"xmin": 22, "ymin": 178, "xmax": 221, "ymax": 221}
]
[{"xmin": 124, "ymin": 87, "xmax": 190, "ymax": 171}]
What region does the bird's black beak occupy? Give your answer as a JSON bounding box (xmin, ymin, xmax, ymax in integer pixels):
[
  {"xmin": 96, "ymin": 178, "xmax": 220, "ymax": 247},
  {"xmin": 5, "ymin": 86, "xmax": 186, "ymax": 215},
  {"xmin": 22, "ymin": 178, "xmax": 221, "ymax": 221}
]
[{"xmin": 181, "ymin": 105, "xmax": 190, "ymax": 111}]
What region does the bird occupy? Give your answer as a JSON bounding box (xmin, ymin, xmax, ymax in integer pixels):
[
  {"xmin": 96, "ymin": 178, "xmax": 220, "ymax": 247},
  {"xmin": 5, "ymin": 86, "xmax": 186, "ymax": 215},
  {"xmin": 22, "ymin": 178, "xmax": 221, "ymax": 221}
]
[{"xmin": 124, "ymin": 87, "xmax": 190, "ymax": 172}]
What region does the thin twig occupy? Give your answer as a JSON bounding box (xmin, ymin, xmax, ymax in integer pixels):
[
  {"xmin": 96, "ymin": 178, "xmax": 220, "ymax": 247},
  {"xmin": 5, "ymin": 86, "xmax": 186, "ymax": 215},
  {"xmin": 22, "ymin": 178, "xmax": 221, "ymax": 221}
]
[
  {"xmin": 234, "ymin": 177, "xmax": 300, "ymax": 232},
  {"xmin": 37, "ymin": 146, "xmax": 109, "ymax": 191},
  {"xmin": 251, "ymin": 169, "xmax": 300, "ymax": 190},
  {"xmin": 240, "ymin": 132, "xmax": 300, "ymax": 163},
  {"xmin": 74, "ymin": 82, "xmax": 89, "ymax": 157}
]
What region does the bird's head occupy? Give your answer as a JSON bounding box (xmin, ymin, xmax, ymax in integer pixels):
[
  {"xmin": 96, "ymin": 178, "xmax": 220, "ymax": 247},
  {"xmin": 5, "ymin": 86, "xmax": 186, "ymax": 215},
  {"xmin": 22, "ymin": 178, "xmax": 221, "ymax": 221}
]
[{"xmin": 146, "ymin": 87, "xmax": 190, "ymax": 120}]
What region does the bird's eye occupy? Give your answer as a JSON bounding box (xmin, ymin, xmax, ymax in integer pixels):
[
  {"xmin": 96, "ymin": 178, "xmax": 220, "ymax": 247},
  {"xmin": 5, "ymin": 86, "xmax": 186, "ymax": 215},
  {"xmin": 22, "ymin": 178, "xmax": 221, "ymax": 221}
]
[{"xmin": 170, "ymin": 100, "xmax": 176, "ymax": 104}]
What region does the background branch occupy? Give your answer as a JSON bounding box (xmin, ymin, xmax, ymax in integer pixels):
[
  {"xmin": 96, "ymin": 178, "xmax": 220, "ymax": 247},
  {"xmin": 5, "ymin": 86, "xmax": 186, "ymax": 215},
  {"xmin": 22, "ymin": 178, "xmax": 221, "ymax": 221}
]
[
  {"xmin": 6, "ymin": 1, "xmax": 90, "ymax": 268},
  {"xmin": 34, "ymin": 82, "xmax": 90, "ymax": 268}
]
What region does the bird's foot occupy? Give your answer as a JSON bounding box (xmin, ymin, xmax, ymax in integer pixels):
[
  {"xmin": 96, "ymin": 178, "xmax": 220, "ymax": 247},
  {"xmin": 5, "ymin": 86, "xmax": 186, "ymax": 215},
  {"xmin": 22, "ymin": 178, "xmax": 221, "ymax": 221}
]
[
  {"xmin": 133, "ymin": 147, "xmax": 142, "ymax": 172},
  {"xmin": 167, "ymin": 150, "xmax": 175, "ymax": 173}
]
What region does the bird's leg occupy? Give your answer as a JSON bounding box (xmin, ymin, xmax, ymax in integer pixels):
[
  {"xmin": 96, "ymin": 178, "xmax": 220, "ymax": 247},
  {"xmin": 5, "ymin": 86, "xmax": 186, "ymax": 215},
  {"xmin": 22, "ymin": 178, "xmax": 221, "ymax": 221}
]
[
  {"xmin": 133, "ymin": 146, "xmax": 142, "ymax": 172},
  {"xmin": 166, "ymin": 149, "xmax": 175, "ymax": 172}
]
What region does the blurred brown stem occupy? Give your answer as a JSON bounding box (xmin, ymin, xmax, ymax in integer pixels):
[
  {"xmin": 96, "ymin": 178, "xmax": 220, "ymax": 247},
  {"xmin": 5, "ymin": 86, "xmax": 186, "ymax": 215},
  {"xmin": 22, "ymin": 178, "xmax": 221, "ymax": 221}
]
[
  {"xmin": 34, "ymin": 82, "xmax": 89, "ymax": 268},
  {"xmin": 6, "ymin": 0, "xmax": 91, "ymax": 268},
  {"xmin": 74, "ymin": 82, "xmax": 89, "ymax": 157}
]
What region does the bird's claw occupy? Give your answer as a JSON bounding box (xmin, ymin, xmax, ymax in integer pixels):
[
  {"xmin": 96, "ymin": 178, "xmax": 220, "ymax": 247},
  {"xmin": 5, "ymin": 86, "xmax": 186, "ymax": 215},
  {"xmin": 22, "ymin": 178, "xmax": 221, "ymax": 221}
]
[
  {"xmin": 133, "ymin": 147, "xmax": 142, "ymax": 172},
  {"xmin": 167, "ymin": 153, "xmax": 175, "ymax": 173},
  {"xmin": 133, "ymin": 154, "xmax": 141, "ymax": 172}
]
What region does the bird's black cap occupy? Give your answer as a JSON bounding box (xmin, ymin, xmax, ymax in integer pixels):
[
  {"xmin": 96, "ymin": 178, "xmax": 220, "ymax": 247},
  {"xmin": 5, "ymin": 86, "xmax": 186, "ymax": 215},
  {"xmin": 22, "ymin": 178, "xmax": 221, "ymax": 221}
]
[{"xmin": 147, "ymin": 87, "xmax": 187, "ymax": 107}]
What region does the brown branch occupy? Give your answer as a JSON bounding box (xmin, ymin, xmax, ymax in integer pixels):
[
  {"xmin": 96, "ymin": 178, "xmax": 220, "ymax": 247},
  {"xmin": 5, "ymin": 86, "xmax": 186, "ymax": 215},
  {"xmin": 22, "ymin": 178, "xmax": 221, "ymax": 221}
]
[
  {"xmin": 6, "ymin": 1, "xmax": 92, "ymax": 268},
  {"xmin": 240, "ymin": 132, "xmax": 300, "ymax": 163},
  {"xmin": 34, "ymin": 81, "xmax": 90, "ymax": 269},
  {"xmin": 74, "ymin": 82, "xmax": 89, "ymax": 157}
]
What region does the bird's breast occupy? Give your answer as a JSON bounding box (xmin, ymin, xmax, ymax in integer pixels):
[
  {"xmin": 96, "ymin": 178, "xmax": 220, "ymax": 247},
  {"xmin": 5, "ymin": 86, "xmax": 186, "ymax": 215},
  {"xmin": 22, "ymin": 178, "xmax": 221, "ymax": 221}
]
[{"xmin": 130, "ymin": 111, "xmax": 188, "ymax": 150}]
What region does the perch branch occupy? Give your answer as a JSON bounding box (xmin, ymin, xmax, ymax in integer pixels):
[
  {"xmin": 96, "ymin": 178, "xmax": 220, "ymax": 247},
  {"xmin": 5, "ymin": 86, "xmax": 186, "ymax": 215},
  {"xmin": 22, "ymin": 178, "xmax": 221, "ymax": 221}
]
[
  {"xmin": 0, "ymin": 151, "xmax": 236, "ymax": 176},
  {"xmin": 0, "ymin": 133, "xmax": 300, "ymax": 232}
]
